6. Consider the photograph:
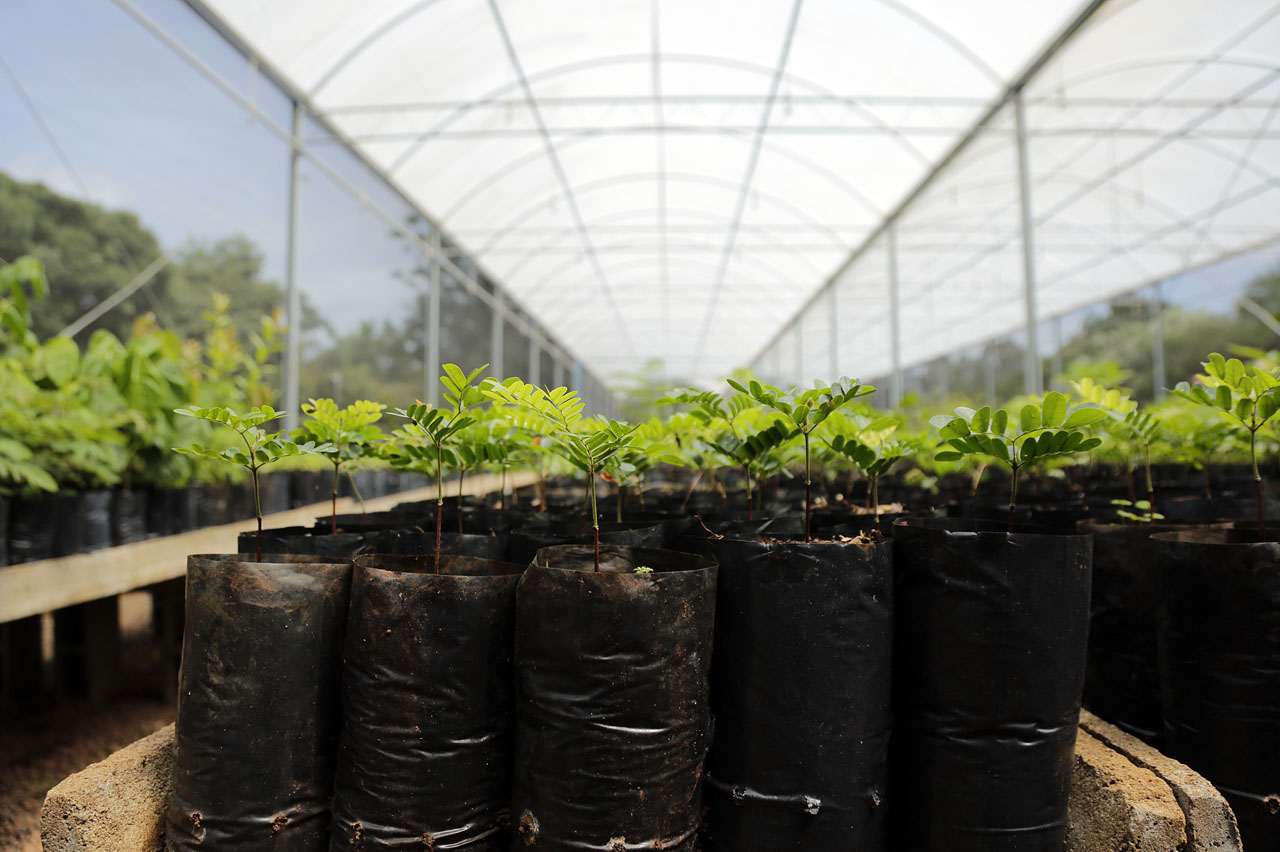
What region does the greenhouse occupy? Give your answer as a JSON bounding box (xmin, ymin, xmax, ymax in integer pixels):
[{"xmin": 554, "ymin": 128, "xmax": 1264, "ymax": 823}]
[{"xmin": 1, "ymin": 1, "xmax": 1278, "ymax": 850}]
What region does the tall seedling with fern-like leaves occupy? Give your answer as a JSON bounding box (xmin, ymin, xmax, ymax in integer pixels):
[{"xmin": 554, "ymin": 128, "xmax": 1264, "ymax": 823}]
[
  {"xmin": 484, "ymin": 378, "xmax": 636, "ymax": 571},
  {"xmin": 295, "ymin": 398, "xmax": 386, "ymax": 533},
  {"xmin": 932, "ymin": 392, "xmax": 1106, "ymax": 533},
  {"xmin": 1171, "ymin": 353, "xmax": 1280, "ymax": 538},
  {"xmin": 174, "ymin": 405, "xmax": 332, "ymax": 560},
  {"xmin": 390, "ymin": 364, "xmax": 488, "ymax": 566},
  {"xmin": 1073, "ymin": 379, "xmax": 1163, "ymax": 523},
  {"xmin": 727, "ymin": 378, "xmax": 875, "ymax": 541}
]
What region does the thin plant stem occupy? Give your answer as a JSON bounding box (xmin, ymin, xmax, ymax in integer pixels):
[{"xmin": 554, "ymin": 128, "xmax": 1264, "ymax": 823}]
[
  {"xmin": 1008, "ymin": 462, "xmax": 1020, "ymax": 535},
  {"xmin": 1144, "ymin": 444, "xmax": 1155, "ymax": 524},
  {"xmin": 331, "ymin": 463, "xmax": 340, "ymax": 534},
  {"xmin": 435, "ymin": 442, "xmax": 444, "ymax": 570},
  {"xmin": 251, "ymin": 465, "xmax": 263, "ymax": 562},
  {"xmin": 744, "ymin": 465, "xmax": 753, "ymax": 521},
  {"xmin": 345, "ymin": 468, "xmax": 366, "ymax": 517},
  {"xmin": 458, "ymin": 469, "xmax": 465, "ymax": 534},
  {"xmin": 804, "ymin": 431, "xmax": 813, "ymax": 542},
  {"xmin": 872, "ymin": 475, "xmax": 880, "ymax": 524},
  {"xmin": 1251, "ymin": 422, "xmax": 1266, "ymax": 540},
  {"xmin": 589, "ymin": 464, "xmax": 601, "ymax": 572}
]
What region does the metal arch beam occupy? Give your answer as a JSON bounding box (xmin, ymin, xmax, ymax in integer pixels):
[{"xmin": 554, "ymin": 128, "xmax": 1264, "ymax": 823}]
[
  {"xmin": 308, "ymin": 0, "xmax": 449, "ymax": 97},
  {"xmin": 476, "ymin": 170, "xmax": 849, "ymax": 256},
  {"xmin": 436, "ymin": 125, "xmax": 886, "ymax": 224},
  {"xmin": 482, "ymin": 0, "xmax": 636, "ymax": 358},
  {"xmin": 519, "ymin": 251, "xmax": 810, "ymax": 313},
  {"xmin": 872, "ymin": 0, "xmax": 1003, "ymax": 86},
  {"xmin": 691, "ymin": 0, "xmax": 805, "ymax": 375},
  {"xmin": 898, "ymin": 69, "xmax": 1280, "ymax": 296},
  {"xmin": 1051, "ymin": 54, "xmax": 1280, "ymax": 94},
  {"xmin": 746, "ymin": 0, "xmax": 1110, "ymax": 365},
  {"xmin": 751, "ymin": 1, "xmax": 1276, "ymax": 364},
  {"xmin": 498, "ymin": 205, "xmax": 839, "ymax": 283},
  {"xmin": 385, "ymin": 50, "xmax": 936, "ymax": 174}
]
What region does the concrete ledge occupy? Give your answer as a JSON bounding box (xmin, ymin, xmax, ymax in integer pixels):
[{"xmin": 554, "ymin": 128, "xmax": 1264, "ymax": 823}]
[
  {"xmin": 41, "ymin": 716, "xmax": 1243, "ymax": 852},
  {"xmin": 41, "ymin": 723, "xmax": 174, "ymax": 852},
  {"xmin": 1080, "ymin": 710, "xmax": 1243, "ymax": 851}
]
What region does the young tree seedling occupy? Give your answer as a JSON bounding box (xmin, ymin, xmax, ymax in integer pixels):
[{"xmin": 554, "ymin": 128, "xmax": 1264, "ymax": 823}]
[
  {"xmin": 1073, "ymin": 379, "xmax": 1163, "ymax": 522},
  {"xmin": 174, "ymin": 404, "xmax": 332, "ymax": 561},
  {"xmin": 1171, "ymin": 352, "xmax": 1280, "ymax": 539},
  {"xmin": 931, "ymin": 391, "xmax": 1106, "ymax": 532},
  {"xmin": 708, "ymin": 420, "xmax": 796, "ymax": 520},
  {"xmin": 295, "ymin": 398, "xmax": 385, "ymax": 533},
  {"xmin": 389, "ymin": 364, "xmax": 488, "ymax": 566},
  {"xmin": 727, "ymin": 377, "xmax": 875, "ymax": 541},
  {"xmin": 824, "ymin": 435, "xmax": 911, "ymax": 524},
  {"xmin": 657, "ymin": 388, "xmax": 761, "ymax": 512},
  {"xmin": 484, "ymin": 378, "xmax": 636, "ymax": 571}
]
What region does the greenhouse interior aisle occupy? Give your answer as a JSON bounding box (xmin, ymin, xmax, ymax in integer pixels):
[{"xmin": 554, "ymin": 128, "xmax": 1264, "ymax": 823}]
[{"xmin": 2, "ymin": 1, "xmax": 1280, "ymax": 851}]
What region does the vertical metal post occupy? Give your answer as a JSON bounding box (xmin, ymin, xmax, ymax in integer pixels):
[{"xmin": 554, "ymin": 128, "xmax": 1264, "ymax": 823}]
[
  {"xmin": 426, "ymin": 229, "xmax": 441, "ymax": 404},
  {"xmin": 490, "ymin": 291, "xmax": 504, "ymax": 380},
  {"xmin": 985, "ymin": 347, "xmax": 997, "ymax": 403},
  {"xmin": 1015, "ymin": 90, "xmax": 1043, "ymax": 397},
  {"xmin": 1152, "ymin": 281, "xmax": 1167, "ymax": 398},
  {"xmin": 887, "ymin": 223, "xmax": 904, "ymax": 408},
  {"xmin": 553, "ymin": 353, "xmax": 566, "ymax": 389},
  {"xmin": 1051, "ymin": 314, "xmax": 1064, "ymax": 389},
  {"xmin": 573, "ymin": 360, "xmax": 584, "ymax": 394},
  {"xmin": 528, "ymin": 333, "xmax": 541, "ymax": 386},
  {"xmin": 283, "ymin": 101, "xmax": 304, "ymax": 429},
  {"xmin": 827, "ymin": 285, "xmax": 839, "ymax": 379}
]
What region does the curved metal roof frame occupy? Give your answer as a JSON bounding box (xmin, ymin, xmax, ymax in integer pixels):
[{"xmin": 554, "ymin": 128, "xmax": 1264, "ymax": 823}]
[{"xmin": 191, "ymin": 0, "xmax": 1280, "ymax": 384}]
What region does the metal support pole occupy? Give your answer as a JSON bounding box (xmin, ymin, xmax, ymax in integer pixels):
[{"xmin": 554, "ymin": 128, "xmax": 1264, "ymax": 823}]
[
  {"xmin": 573, "ymin": 361, "xmax": 584, "ymax": 394},
  {"xmin": 426, "ymin": 229, "xmax": 441, "ymax": 404},
  {"xmin": 553, "ymin": 354, "xmax": 566, "ymax": 389},
  {"xmin": 827, "ymin": 285, "xmax": 839, "ymax": 380},
  {"xmin": 1152, "ymin": 281, "xmax": 1167, "ymax": 398},
  {"xmin": 490, "ymin": 291, "xmax": 504, "ymax": 380},
  {"xmin": 1014, "ymin": 90, "xmax": 1043, "ymax": 397},
  {"xmin": 529, "ymin": 334, "xmax": 541, "ymax": 386},
  {"xmin": 887, "ymin": 224, "xmax": 904, "ymax": 408},
  {"xmin": 283, "ymin": 101, "xmax": 304, "ymax": 429},
  {"xmin": 1051, "ymin": 314, "xmax": 1065, "ymax": 389}
]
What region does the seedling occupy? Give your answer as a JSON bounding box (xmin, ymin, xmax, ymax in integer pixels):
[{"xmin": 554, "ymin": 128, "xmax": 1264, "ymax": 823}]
[
  {"xmin": 1171, "ymin": 352, "xmax": 1280, "ymax": 538},
  {"xmin": 1110, "ymin": 499, "xmax": 1165, "ymax": 524},
  {"xmin": 727, "ymin": 377, "xmax": 875, "ymax": 541},
  {"xmin": 484, "ymin": 378, "xmax": 636, "ymax": 570},
  {"xmin": 174, "ymin": 405, "xmax": 332, "ymax": 560},
  {"xmin": 932, "ymin": 391, "xmax": 1106, "ymax": 532},
  {"xmin": 633, "ymin": 566, "xmax": 653, "ymax": 575},
  {"xmin": 388, "ymin": 364, "xmax": 488, "ymax": 565},
  {"xmin": 295, "ymin": 398, "xmax": 386, "ymax": 533},
  {"xmin": 709, "ymin": 420, "xmax": 795, "ymax": 520},
  {"xmin": 1073, "ymin": 379, "xmax": 1162, "ymax": 522},
  {"xmin": 824, "ymin": 436, "xmax": 911, "ymax": 523}
]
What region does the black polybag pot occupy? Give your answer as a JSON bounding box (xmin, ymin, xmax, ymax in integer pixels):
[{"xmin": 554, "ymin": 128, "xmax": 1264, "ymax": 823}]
[
  {"xmin": 691, "ymin": 536, "xmax": 893, "ymax": 852},
  {"xmin": 1151, "ymin": 530, "xmax": 1279, "ymax": 848},
  {"xmin": 511, "ymin": 545, "xmax": 716, "ymax": 851},
  {"xmin": 891, "ymin": 518, "xmax": 1091, "ymax": 852},
  {"xmin": 52, "ymin": 494, "xmax": 87, "ymax": 556},
  {"xmin": 111, "ymin": 489, "xmax": 149, "ymax": 545},
  {"xmin": 79, "ymin": 490, "xmax": 113, "ymax": 552},
  {"xmin": 166, "ymin": 554, "xmax": 352, "ymax": 852},
  {"xmin": 330, "ymin": 555, "xmax": 524, "ymax": 850},
  {"xmin": 1079, "ymin": 521, "xmax": 1223, "ymax": 744},
  {"xmin": 8, "ymin": 495, "xmax": 55, "ymax": 563}
]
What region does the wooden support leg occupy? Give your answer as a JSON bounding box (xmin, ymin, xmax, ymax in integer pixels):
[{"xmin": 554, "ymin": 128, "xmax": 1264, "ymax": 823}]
[
  {"xmin": 53, "ymin": 598, "xmax": 122, "ymax": 702},
  {"xmin": 0, "ymin": 615, "xmax": 46, "ymax": 704},
  {"xmin": 149, "ymin": 579, "xmax": 185, "ymax": 705}
]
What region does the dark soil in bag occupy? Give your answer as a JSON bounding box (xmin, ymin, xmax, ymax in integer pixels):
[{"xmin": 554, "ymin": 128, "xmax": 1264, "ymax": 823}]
[
  {"xmin": 506, "ymin": 521, "xmax": 667, "ymax": 567},
  {"xmin": 692, "ymin": 536, "xmax": 894, "ymax": 852},
  {"xmin": 891, "ymin": 518, "xmax": 1091, "ymax": 852},
  {"xmin": 511, "ymin": 545, "xmax": 716, "ymax": 851},
  {"xmin": 1152, "ymin": 529, "xmax": 1280, "ymax": 848},
  {"xmin": 110, "ymin": 489, "xmax": 149, "ymax": 545},
  {"xmin": 237, "ymin": 527, "xmax": 374, "ymax": 559},
  {"xmin": 374, "ymin": 529, "xmax": 510, "ymax": 560},
  {"xmin": 166, "ymin": 554, "xmax": 352, "ymax": 852},
  {"xmin": 330, "ymin": 555, "xmax": 524, "ymax": 850}
]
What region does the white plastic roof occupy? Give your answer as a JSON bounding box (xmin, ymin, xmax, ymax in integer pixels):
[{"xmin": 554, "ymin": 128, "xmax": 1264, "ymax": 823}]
[{"xmin": 196, "ymin": 0, "xmax": 1280, "ymax": 385}]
